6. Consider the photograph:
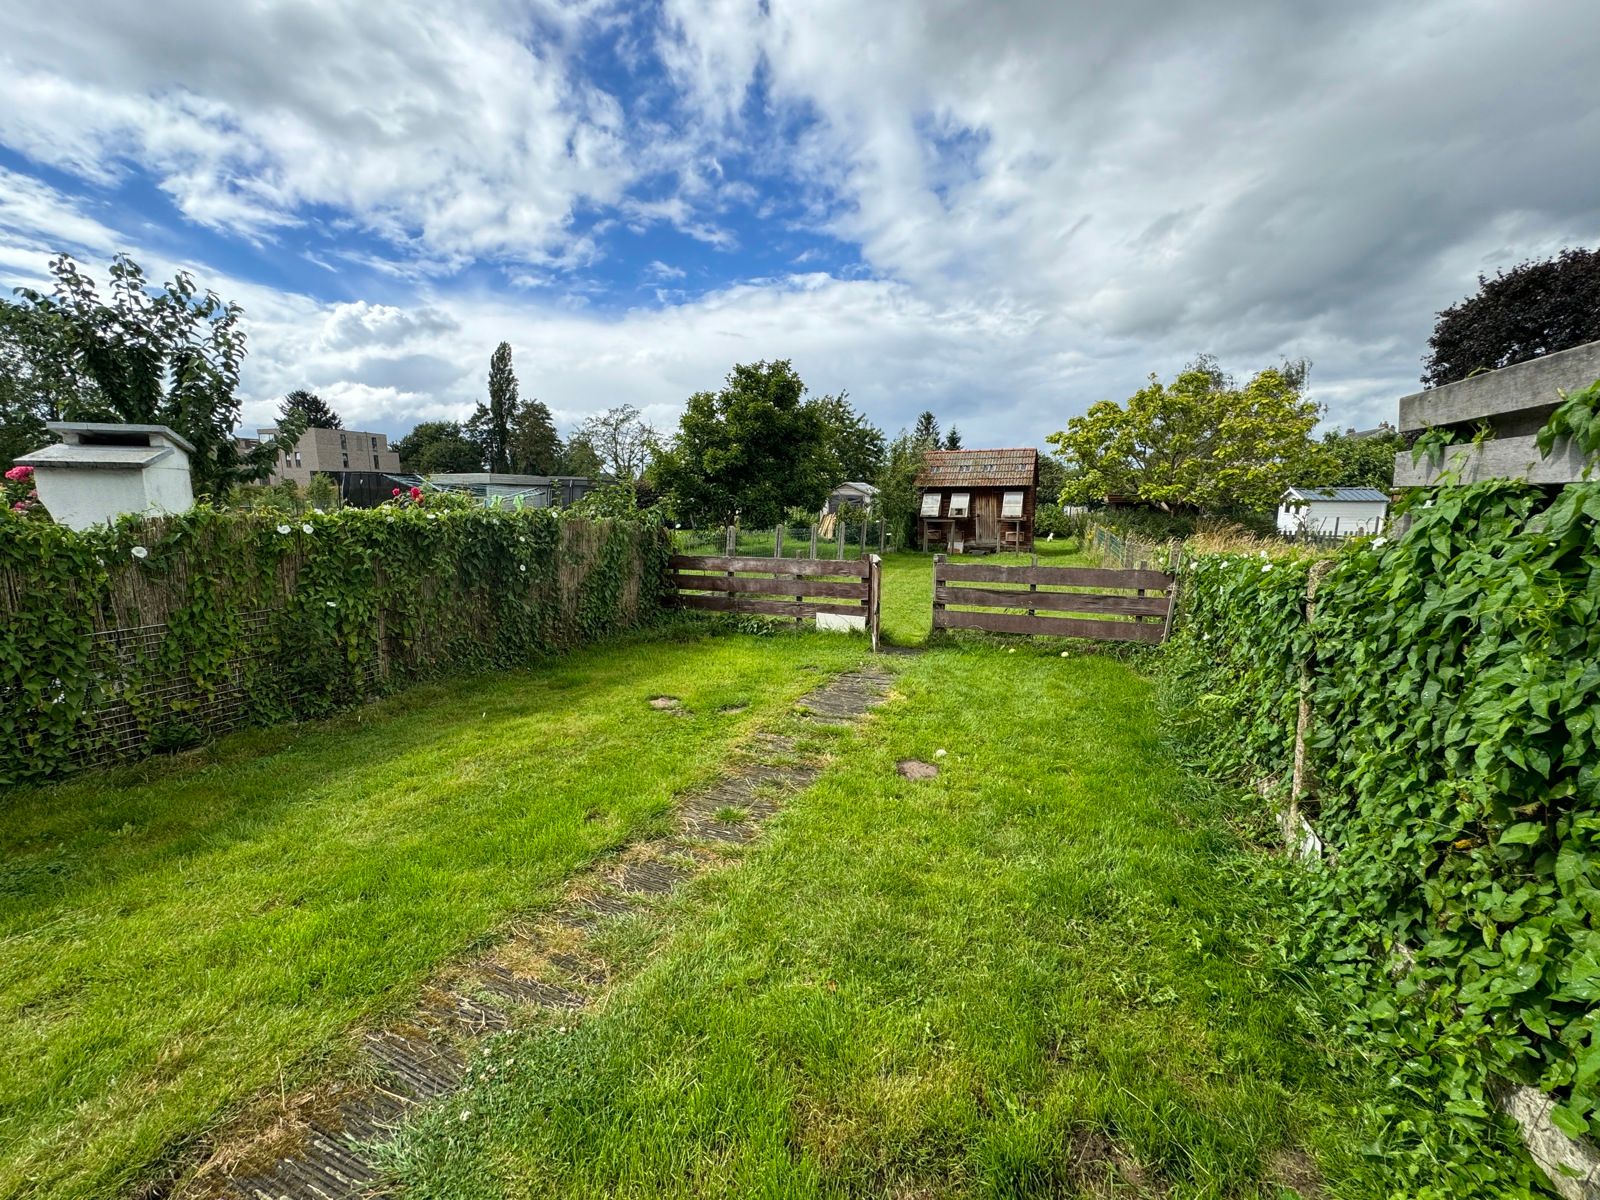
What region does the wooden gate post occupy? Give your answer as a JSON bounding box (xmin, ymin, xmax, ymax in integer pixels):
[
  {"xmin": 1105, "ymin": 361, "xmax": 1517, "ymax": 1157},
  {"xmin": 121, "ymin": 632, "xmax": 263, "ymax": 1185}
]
[
  {"xmin": 931, "ymin": 553, "xmax": 946, "ymax": 632},
  {"xmin": 868, "ymin": 554, "xmax": 882, "ymax": 652},
  {"xmin": 836, "ymin": 518, "xmax": 845, "ymax": 560},
  {"xmin": 810, "ymin": 523, "xmax": 818, "ymax": 558},
  {"xmin": 774, "ymin": 524, "xmax": 784, "ymax": 558}
]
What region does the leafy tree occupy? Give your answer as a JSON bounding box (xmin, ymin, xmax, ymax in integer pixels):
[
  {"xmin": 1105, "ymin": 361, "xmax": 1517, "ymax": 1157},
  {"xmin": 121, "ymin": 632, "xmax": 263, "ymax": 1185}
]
[
  {"xmin": 1319, "ymin": 424, "xmax": 1404, "ymax": 490},
  {"xmin": 10, "ymin": 254, "xmax": 298, "ymax": 496},
  {"xmin": 943, "ymin": 426, "xmax": 963, "ymax": 451},
  {"xmin": 1037, "ymin": 453, "xmax": 1070, "ymax": 505},
  {"xmin": 394, "ymin": 420, "xmax": 483, "ymax": 473},
  {"xmin": 508, "ymin": 397, "xmax": 561, "ymax": 475},
  {"xmin": 304, "ymin": 472, "xmax": 342, "ymax": 511},
  {"xmin": 1048, "ymin": 356, "xmax": 1326, "ymax": 514},
  {"xmin": 468, "ymin": 341, "xmax": 517, "ymax": 472},
  {"xmin": 874, "ymin": 431, "xmax": 929, "ymax": 548},
  {"xmin": 813, "ymin": 391, "xmax": 886, "ymax": 483},
  {"xmin": 1424, "ymin": 247, "xmax": 1600, "ymax": 387},
  {"xmin": 280, "ymin": 389, "xmax": 342, "ymax": 430},
  {"xmin": 912, "ymin": 411, "xmax": 941, "ymax": 447},
  {"xmin": 0, "ymin": 302, "xmax": 88, "ymax": 465},
  {"xmin": 578, "ymin": 404, "xmax": 657, "ymax": 481},
  {"xmin": 556, "ymin": 432, "xmax": 604, "ymax": 477},
  {"xmin": 652, "ymin": 359, "xmax": 834, "ymax": 526}
]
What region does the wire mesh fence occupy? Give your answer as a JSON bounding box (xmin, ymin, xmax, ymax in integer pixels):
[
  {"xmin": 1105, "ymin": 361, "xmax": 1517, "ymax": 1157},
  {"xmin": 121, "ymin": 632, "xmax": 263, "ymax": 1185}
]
[{"xmin": 671, "ymin": 520, "xmax": 894, "ymax": 560}]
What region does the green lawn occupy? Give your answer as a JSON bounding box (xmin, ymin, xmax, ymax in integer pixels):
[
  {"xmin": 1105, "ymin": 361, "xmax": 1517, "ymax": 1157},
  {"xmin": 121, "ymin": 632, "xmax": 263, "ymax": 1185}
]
[
  {"xmin": 0, "ymin": 629, "xmax": 868, "ymax": 1200},
  {"xmin": 382, "ymin": 643, "xmax": 1389, "ymax": 1198}
]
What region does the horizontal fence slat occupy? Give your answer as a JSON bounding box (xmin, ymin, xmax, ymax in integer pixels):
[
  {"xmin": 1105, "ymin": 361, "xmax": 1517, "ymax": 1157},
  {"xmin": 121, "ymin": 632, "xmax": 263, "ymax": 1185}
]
[
  {"xmin": 935, "ymin": 562, "xmax": 1171, "ymax": 591},
  {"xmin": 669, "ymin": 574, "xmax": 867, "ymax": 599},
  {"xmin": 672, "ymin": 593, "xmax": 869, "ymax": 618},
  {"xmin": 934, "ymin": 585, "xmax": 1169, "ymax": 618},
  {"xmin": 933, "ymin": 607, "xmax": 1166, "ymax": 643},
  {"xmin": 669, "ymin": 554, "xmax": 870, "ymax": 578}
]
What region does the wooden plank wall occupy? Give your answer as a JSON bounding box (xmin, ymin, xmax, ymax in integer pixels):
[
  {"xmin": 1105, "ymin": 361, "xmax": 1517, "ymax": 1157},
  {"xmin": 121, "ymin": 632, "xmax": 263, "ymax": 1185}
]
[
  {"xmin": 932, "ymin": 556, "xmax": 1174, "ymax": 644},
  {"xmin": 668, "ymin": 555, "xmax": 881, "ymax": 649}
]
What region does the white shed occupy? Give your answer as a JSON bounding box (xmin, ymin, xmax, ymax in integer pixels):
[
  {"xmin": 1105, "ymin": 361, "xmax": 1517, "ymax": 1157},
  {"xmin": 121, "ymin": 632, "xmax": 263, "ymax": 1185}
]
[
  {"xmin": 1277, "ymin": 486, "xmax": 1389, "ymax": 539},
  {"xmin": 16, "ymin": 422, "xmax": 195, "ymax": 530}
]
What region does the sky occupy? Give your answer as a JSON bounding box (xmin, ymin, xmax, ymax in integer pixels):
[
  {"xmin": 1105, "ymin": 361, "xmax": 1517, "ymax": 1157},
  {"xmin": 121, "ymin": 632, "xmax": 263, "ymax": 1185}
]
[{"xmin": 1, "ymin": 0, "xmax": 1597, "ymax": 450}]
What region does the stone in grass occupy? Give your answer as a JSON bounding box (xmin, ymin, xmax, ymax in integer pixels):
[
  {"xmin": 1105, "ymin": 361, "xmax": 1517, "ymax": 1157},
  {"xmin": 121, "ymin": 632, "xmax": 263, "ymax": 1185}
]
[
  {"xmin": 648, "ymin": 696, "xmax": 683, "ymax": 711},
  {"xmin": 896, "ymin": 759, "xmax": 939, "ymax": 780}
]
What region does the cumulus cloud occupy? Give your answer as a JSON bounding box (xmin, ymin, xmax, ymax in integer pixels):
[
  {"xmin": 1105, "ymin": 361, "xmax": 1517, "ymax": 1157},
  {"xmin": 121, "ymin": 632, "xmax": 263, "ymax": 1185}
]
[{"xmin": 1, "ymin": 0, "xmax": 1597, "ymax": 447}]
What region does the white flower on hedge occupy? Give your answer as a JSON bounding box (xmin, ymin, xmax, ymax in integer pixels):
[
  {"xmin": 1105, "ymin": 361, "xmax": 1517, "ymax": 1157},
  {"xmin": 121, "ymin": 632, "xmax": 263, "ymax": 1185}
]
[
  {"xmin": 276, "ymin": 524, "xmax": 291, "ymax": 535},
  {"xmin": 326, "ymin": 600, "xmax": 337, "ymax": 608},
  {"xmin": 519, "ymin": 564, "xmax": 528, "ymax": 573},
  {"xmin": 301, "ymin": 523, "xmax": 313, "ymax": 534},
  {"xmin": 1372, "ymin": 536, "xmax": 1388, "ymax": 547},
  {"xmin": 131, "ymin": 546, "xmax": 148, "ymax": 559},
  {"xmin": 1262, "ymin": 563, "xmax": 1273, "ymax": 572},
  {"xmin": 427, "ymin": 513, "xmax": 438, "ymax": 520}
]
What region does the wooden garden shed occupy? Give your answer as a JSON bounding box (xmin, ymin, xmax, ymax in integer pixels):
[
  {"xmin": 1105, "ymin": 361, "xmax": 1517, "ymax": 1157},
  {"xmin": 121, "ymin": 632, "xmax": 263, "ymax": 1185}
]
[{"xmin": 915, "ymin": 448, "xmax": 1039, "ymax": 553}]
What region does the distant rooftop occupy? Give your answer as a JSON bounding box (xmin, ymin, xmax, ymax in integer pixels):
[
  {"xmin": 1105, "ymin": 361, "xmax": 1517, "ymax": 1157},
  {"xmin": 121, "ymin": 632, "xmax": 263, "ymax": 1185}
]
[{"xmin": 1284, "ymin": 486, "xmax": 1389, "ymax": 503}]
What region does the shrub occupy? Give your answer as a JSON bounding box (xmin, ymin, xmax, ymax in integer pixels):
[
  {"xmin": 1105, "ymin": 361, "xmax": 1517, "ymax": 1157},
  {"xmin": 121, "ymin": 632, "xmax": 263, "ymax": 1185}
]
[{"xmin": 0, "ymin": 504, "xmax": 672, "ymax": 785}]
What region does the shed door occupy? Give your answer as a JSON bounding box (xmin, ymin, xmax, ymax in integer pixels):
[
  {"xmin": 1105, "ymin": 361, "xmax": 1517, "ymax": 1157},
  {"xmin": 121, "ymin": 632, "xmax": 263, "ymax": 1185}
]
[{"xmin": 973, "ymin": 492, "xmax": 1000, "ymax": 544}]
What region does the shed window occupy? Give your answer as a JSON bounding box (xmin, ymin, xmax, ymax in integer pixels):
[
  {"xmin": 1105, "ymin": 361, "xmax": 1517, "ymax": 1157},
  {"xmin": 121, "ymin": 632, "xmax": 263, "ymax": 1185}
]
[
  {"xmin": 1002, "ymin": 490, "xmax": 1024, "ymax": 518},
  {"xmin": 949, "ymin": 492, "xmax": 971, "ymax": 517},
  {"xmin": 920, "ymin": 492, "xmax": 942, "ymax": 517}
]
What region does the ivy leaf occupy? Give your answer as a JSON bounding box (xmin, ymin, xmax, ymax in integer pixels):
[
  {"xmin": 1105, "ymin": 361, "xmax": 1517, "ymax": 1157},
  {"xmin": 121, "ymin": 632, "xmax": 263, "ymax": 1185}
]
[{"xmin": 1498, "ymin": 823, "xmax": 1545, "ymax": 846}]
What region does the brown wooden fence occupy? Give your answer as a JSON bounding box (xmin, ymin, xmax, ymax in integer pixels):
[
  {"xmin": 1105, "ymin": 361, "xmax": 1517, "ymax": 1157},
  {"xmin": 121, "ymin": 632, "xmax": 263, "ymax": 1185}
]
[
  {"xmin": 932, "ymin": 555, "xmax": 1174, "ymax": 644},
  {"xmin": 669, "ymin": 554, "xmax": 882, "ymax": 650}
]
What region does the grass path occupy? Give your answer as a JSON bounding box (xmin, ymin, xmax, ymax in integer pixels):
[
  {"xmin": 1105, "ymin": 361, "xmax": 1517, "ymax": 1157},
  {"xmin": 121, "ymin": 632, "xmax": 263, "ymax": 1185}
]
[
  {"xmin": 0, "ymin": 630, "xmax": 868, "ymax": 1200},
  {"xmin": 384, "ymin": 643, "xmax": 1382, "ymax": 1198},
  {"xmin": 878, "ymin": 539, "xmax": 1094, "ymax": 645}
]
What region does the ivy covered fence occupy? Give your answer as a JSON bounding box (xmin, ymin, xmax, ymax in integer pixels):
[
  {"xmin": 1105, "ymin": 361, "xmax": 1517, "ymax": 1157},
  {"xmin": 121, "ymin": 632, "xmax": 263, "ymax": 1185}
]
[
  {"xmin": 0, "ymin": 502, "xmax": 672, "ymax": 786},
  {"xmin": 1159, "ymin": 384, "xmax": 1600, "ymax": 1194}
]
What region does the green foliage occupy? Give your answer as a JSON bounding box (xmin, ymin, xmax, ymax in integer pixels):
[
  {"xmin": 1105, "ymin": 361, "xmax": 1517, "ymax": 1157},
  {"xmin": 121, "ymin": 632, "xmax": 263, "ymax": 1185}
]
[
  {"xmin": 578, "ymin": 404, "xmax": 657, "ymax": 481},
  {"xmin": 557, "ymin": 432, "xmax": 604, "ymax": 477},
  {"xmin": 1049, "ymin": 356, "xmax": 1327, "ymax": 513},
  {"xmin": 1319, "ymin": 424, "xmax": 1405, "ymax": 490},
  {"xmin": 395, "ymin": 420, "xmax": 484, "ymax": 473},
  {"xmin": 1037, "ymin": 453, "xmax": 1069, "ymax": 504},
  {"xmin": 652, "ymin": 360, "xmax": 835, "ymax": 526},
  {"xmin": 510, "ymin": 397, "xmax": 562, "ymax": 475},
  {"xmin": 943, "ymin": 425, "xmax": 962, "ymax": 450},
  {"xmin": 280, "ymin": 388, "xmax": 342, "ymax": 430},
  {"xmin": 871, "ymin": 430, "xmax": 928, "ymax": 550},
  {"xmin": 1164, "ymin": 402, "xmax": 1600, "ymax": 1185},
  {"xmin": 470, "ymin": 341, "xmax": 517, "ymax": 473},
  {"xmin": 10, "ymin": 254, "xmax": 300, "ymax": 496},
  {"xmin": 304, "ymin": 472, "xmax": 341, "ymax": 511},
  {"xmin": 0, "ymin": 504, "xmax": 672, "ymax": 786},
  {"xmin": 811, "ymin": 390, "xmax": 886, "ymax": 484},
  {"xmin": 1424, "ymin": 246, "xmax": 1600, "ymax": 388},
  {"xmin": 1031, "ymin": 502, "xmax": 1084, "ymax": 539},
  {"xmin": 912, "ymin": 410, "xmax": 940, "ymax": 446}
]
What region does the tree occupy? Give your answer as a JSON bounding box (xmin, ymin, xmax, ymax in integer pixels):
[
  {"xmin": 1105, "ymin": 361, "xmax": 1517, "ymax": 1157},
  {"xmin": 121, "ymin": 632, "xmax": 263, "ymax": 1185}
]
[
  {"xmin": 812, "ymin": 391, "xmax": 886, "ymax": 483},
  {"xmin": 508, "ymin": 397, "xmax": 561, "ymax": 475},
  {"xmin": 1037, "ymin": 453, "xmax": 1070, "ymax": 504},
  {"xmin": 912, "ymin": 411, "xmax": 941, "ymax": 447},
  {"xmin": 0, "ymin": 301, "xmax": 90, "ymax": 466},
  {"xmin": 280, "ymin": 389, "xmax": 341, "ymax": 430},
  {"xmin": 943, "ymin": 426, "xmax": 963, "ymax": 451},
  {"xmin": 1047, "ymin": 356, "xmax": 1326, "ymax": 514},
  {"xmin": 578, "ymin": 404, "xmax": 657, "ymax": 481},
  {"xmin": 874, "ymin": 430, "xmax": 929, "ymax": 548},
  {"xmin": 394, "ymin": 420, "xmax": 483, "ymax": 473},
  {"xmin": 468, "ymin": 342, "xmax": 517, "ymax": 472},
  {"xmin": 652, "ymin": 360, "xmax": 834, "ymax": 526},
  {"xmin": 1424, "ymin": 247, "xmax": 1600, "ymax": 387},
  {"xmin": 1319, "ymin": 424, "xmax": 1404, "ymax": 490},
  {"xmin": 556, "ymin": 433, "xmax": 604, "ymax": 477},
  {"xmin": 10, "ymin": 254, "xmax": 298, "ymax": 495}
]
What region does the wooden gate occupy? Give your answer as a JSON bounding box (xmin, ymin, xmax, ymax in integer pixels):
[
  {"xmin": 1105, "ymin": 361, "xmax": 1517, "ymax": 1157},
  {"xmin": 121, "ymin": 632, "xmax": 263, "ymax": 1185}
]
[
  {"xmin": 669, "ymin": 555, "xmax": 883, "ymax": 651},
  {"xmin": 932, "ymin": 555, "xmax": 1174, "ymax": 644}
]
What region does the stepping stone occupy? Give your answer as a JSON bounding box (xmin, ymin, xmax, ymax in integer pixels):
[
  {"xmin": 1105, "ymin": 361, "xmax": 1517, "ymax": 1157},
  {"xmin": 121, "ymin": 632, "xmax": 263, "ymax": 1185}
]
[
  {"xmin": 897, "ymin": 759, "xmax": 939, "ymax": 780},
  {"xmin": 647, "ymin": 696, "xmax": 682, "ymax": 710}
]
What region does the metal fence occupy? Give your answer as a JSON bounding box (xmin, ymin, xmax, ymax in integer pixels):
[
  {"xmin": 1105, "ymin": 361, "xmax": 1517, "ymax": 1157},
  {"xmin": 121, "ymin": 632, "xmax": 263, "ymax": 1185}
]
[{"xmin": 672, "ymin": 520, "xmax": 894, "ymax": 561}]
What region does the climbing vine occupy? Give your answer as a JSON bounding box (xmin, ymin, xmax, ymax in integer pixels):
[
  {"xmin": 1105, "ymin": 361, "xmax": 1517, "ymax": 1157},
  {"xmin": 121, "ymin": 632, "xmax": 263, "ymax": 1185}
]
[
  {"xmin": 0, "ymin": 502, "xmax": 672, "ymax": 787},
  {"xmin": 1162, "ymin": 382, "xmax": 1600, "ymax": 1193}
]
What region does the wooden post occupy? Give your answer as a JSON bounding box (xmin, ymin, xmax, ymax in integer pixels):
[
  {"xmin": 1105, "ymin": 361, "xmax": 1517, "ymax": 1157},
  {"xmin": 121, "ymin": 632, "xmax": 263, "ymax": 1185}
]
[
  {"xmin": 860, "ymin": 517, "xmax": 868, "ymax": 559},
  {"xmin": 836, "ymin": 518, "xmax": 845, "ymax": 560},
  {"xmin": 878, "ymin": 518, "xmax": 885, "ymax": 555},
  {"xmin": 868, "ymin": 554, "xmax": 882, "ymax": 652},
  {"xmin": 1288, "ymin": 561, "xmax": 1335, "ymax": 855},
  {"xmin": 1136, "ymin": 559, "xmax": 1151, "ymax": 628},
  {"xmin": 774, "ymin": 524, "xmax": 784, "ymax": 559},
  {"xmin": 809, "ymin": 523, "xmax": 818, "ymax": 559},
  {"xmin": 725, "ymin": 524, "xmax": 736, "ymax": 555},
  {"xmin": 932, "ymin": 553, "xmax": 946, "ymax": 630},
  {"xmin": 1028, "ymin": 552, "xmax": 1038, "ymax": 617}
]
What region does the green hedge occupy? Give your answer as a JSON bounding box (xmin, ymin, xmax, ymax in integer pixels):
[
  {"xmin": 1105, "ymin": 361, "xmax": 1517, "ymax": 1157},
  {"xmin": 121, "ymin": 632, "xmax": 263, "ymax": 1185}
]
[
  {"xmin": 0, "ymin": 504, "xmax": 673, "ymax": 786},
  {"xmin": 1163, "ymin": 466, "xmax": 1600, "ymax": 1181}
]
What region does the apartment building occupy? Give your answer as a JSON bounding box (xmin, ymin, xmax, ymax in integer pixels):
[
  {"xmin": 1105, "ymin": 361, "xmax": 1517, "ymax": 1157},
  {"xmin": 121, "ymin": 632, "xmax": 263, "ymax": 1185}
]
[{"xmin": 257, "ymin": 426, "xmax": 401, "ymax": 486}]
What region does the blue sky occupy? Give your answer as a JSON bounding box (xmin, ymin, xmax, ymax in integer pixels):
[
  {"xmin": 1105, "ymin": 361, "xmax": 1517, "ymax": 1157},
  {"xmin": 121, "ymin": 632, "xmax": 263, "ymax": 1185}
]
[{"xmin": 2, "ymin": 0, "xmax": 1598, "ymax": 449}]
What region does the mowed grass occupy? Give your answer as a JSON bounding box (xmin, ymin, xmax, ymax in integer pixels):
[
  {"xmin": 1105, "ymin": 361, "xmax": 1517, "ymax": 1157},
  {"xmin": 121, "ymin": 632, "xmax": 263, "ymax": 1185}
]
[
  {"xmin": 0, "ymin": 628, "xmax": 869, "ymax": 1200},
  {"xmin": 385, "ymin": 644, "xmax": 1380, "ymax": 1199}
]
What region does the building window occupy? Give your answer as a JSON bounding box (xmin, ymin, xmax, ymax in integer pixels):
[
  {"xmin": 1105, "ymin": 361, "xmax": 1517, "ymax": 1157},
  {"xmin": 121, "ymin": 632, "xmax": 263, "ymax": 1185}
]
[
  {"xmin": 1002, "ymin": 491, "xmax": 1024, "ymax": 518},
  {"xmin": 339, "ymin": 433, "xmax": 347, "ymax": 449},
  {"xmin": 920, "ymin": 492, "xmax": 942, "ymax": 517},
  {"xmin": 949, "ymin": 492, "xmax": 971, "ymax": 518},
  {"xmin": 341, "ymin": 453, "xmax": 349, "ymax": 468},
  {"xmin": 294, "ymin": 451, "xmax": 302, "ymax": 467},
  {"xmin": 370, "ymin": 436, "xmax": 378, "ymax": 449},
  {"xmin": 373, "ymin": 454, "xmax": 380, "ymax": 468}
]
